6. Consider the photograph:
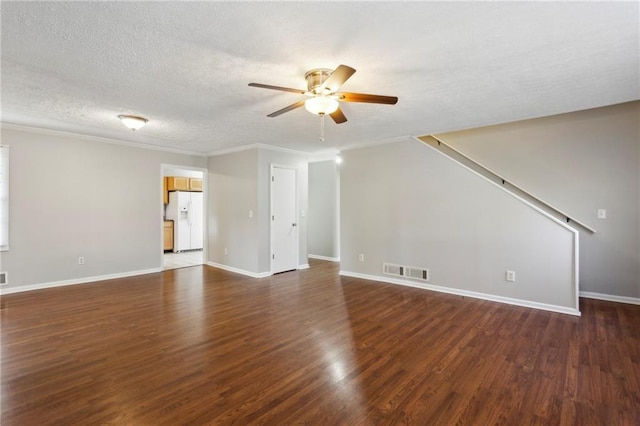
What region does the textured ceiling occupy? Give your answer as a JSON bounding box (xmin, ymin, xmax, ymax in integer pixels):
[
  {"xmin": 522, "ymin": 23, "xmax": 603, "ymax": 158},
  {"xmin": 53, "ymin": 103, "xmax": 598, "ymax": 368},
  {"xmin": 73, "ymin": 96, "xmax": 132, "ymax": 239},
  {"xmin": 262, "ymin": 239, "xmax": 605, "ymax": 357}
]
[{"xmin": 1, "ymin": 2, "xmax": 638, "ymax": 155}]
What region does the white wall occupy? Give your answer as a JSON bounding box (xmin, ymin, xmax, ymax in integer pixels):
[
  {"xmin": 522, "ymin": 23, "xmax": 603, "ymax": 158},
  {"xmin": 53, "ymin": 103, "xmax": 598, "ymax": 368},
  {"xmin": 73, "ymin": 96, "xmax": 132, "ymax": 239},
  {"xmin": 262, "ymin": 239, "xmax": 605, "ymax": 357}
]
[
  {"xmin": 341, "ymin": 138, "xmax": 578, "ymax": 312},
  {"xmin": 439, "ymin": 101, "xmax": 639, "ymax": 299},
  {"xmin": 308, "ymin": 160, "xmax": 339, "ymax": 259},
  {"xmin": 208, "ymin": 146, "xmax": 308, "ymax": 275},
  {"xmin": 0, "ymin": 126, "xmax": 206, "ymax": 291}
]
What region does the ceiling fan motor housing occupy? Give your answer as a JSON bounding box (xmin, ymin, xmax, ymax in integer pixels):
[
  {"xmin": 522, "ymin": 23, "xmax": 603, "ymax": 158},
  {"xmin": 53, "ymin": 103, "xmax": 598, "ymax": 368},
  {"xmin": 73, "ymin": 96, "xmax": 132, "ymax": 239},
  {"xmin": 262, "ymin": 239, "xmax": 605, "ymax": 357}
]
[{"xmin": 305, "ymin": 69, "xmax": 333, "ymax": 94}]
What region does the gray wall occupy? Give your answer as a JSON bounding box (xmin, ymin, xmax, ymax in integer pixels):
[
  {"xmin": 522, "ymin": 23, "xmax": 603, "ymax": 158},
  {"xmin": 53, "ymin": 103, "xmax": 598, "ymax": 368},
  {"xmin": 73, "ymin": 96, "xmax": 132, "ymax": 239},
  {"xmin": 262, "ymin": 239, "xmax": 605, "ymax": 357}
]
[
  {"xmin": 207, "ymin": 149, "xmax": 259, "ymax": 272},
  {"xmin": 208, "ymin": 146, "xmax": 308, "ymax": 275},
  {"xmin": 308, "ymin": 160, "xmax": 339, "ymax": 259},
  {"xmin": 341, "ymin": 138, "xmax": 578, "ymax": 311},
  {"xmin": 438, "ymin": 101, "xmax": 639, "ymax": 298},
  {"xmin": 0, "ymin": 126, "xmax": 206, "ymax": 290}
]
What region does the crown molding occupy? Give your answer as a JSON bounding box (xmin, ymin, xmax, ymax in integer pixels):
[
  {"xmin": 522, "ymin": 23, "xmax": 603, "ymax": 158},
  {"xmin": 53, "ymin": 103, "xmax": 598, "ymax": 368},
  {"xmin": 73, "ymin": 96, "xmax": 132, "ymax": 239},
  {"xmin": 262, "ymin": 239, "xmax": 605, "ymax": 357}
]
[
  {"xmin": 1, "ymin": 122, "xmax": 208, "ymax": 157},
  {"xmin": 339, "ymin": 135, "xmax": 414, "ymax": 152},
  {"xmin": 207, "ymin": 142, "xmax": 310, "ymax": 157}
]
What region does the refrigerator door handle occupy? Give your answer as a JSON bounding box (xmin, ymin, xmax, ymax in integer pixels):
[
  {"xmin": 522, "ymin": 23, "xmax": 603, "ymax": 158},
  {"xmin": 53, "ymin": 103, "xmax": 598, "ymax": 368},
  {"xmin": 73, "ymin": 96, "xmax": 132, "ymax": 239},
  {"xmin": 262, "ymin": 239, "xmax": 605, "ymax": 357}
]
[{"xmin": 188, "ymin": 200, "xmax": 193, "ymax": 226}]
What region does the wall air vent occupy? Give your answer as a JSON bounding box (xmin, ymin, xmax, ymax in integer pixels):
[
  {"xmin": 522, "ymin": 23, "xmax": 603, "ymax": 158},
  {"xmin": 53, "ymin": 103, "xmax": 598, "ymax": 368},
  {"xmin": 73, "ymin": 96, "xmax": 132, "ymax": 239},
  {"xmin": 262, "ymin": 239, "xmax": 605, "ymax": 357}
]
[
  {"xmin": 383, "ymin": 263, "xmax": 403, "ymax": 277},
  {"xmin": 403, "ymin": 266, "xmax": 429, "ymax": 281},
  {"xmin": 0, "ymin": 272, "xmax": 7, "ymax": 286},
  {"xmin": 383, "ymin": 263, "xmax": 429, "ymax": 281}
]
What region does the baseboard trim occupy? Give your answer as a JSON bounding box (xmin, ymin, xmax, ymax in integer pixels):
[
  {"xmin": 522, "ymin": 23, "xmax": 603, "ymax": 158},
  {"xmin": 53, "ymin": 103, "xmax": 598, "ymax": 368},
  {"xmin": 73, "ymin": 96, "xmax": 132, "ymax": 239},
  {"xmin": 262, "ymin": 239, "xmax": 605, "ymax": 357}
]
[
  {"xmin": 0, "ymin": 268, "xmax": 163, "ymax": 295},
  {"xmin": 298, "ymin": 264, "xmax": 310, "ymax": 270},
  {"xmin": 339, "ymin": 270, "xmax": 581, "ymax": 316},
  {"xmin": 206, "ymin": 262, "xmax": 271, "ymax": 278},
  {"xmin": 308, "ymin": 254, "xmax": 340, "ymax": 262},
  {"xmin": 579, "ymin": 291, "xmax": 640, "ymax": 305}
]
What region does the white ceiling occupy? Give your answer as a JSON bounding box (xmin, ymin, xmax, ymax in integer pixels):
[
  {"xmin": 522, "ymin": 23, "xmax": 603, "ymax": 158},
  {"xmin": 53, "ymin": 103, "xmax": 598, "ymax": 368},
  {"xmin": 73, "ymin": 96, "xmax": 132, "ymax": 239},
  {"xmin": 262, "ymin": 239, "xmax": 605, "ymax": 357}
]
[{"xmin": 2, "ymin": 2, "xmax": 638, "ymax": 155}]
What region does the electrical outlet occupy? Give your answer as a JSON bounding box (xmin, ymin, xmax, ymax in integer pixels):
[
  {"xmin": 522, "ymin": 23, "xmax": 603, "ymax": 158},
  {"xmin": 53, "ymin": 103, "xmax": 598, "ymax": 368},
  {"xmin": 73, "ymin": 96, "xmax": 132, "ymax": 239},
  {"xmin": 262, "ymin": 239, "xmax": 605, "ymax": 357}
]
[
  {"xmin": 78, "ymin": 256, "xmax": 85, "ymax": 265},
  {"xmin": 224, "ymin": 248, "xmax": 228, "ymax": 256},
  {"xmin": 358, "ymin": 254, "xmax": 365, "ymax": 262},
  {"xmin": 505, "ymin": 270, "xmax": 515, "ymax": 282},
  {"xmin": 249, "ymin": 210, "xmax": 253, "ymax": 218},
  {"xmin": 597, "ymin": 209, "xmax": 606, "ymax": 219}
]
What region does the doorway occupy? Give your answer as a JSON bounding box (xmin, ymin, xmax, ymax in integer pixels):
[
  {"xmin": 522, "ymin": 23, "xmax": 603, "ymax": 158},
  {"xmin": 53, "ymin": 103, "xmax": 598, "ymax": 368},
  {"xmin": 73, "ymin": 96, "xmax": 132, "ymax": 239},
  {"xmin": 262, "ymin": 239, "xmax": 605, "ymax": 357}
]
[
  {"xmin": 161, "ymin": 165, "xmax": 206, "ymax": 270},
  {"xmin": 271, "ymin": 165, "xmax": 298, "ymax": 273}
]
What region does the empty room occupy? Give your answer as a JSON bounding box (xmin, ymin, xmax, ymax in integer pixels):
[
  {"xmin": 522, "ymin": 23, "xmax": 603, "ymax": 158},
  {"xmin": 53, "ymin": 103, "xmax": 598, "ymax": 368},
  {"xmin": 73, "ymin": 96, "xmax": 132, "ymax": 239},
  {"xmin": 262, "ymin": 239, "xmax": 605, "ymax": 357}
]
[{"xmin": 1, "ymin": 2, "xmax": 639, "ymax": 424}]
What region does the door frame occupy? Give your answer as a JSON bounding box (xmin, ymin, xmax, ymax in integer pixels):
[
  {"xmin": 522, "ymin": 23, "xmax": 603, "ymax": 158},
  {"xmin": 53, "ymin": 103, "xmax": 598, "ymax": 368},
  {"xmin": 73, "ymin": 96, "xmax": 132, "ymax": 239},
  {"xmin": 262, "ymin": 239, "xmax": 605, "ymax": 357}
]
[
  {"xmin": 270, "ymin": 164, "xmax": 299, "ymax": 274},
  {"xmin": 160, "ymin": 164, "xmax": 207, "ymax": 268}
]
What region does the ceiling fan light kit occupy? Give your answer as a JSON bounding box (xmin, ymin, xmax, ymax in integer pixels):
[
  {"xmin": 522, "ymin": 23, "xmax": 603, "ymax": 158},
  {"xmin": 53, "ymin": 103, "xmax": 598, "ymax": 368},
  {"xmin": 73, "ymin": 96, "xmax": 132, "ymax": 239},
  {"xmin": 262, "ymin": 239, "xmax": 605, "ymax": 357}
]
[
  {"xmin": 249, "ymin": 64, "xmax": 398, "ymax": 139},
  {"xmin": 118, "ymin": 115, "xmax": 148, "ymax": 131},
  {"xmin": 304, "ymin": 96, "xmax": 339, "ymax": 115}
]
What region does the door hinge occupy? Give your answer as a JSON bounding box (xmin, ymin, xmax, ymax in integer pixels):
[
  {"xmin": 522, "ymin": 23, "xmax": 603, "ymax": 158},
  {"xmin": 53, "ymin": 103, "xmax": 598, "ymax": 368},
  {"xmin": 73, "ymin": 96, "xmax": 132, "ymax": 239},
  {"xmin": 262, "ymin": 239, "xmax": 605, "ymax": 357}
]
[
  {"xmin": 272, "ymin": 254, "xmax": 275, "ymax": 260},
  {"xmin": 271, "ymin": 176, "xmax": 274, "ymax": 182},
  {"xmin": 272, "ymin": 215, "xmax": 274, "ymax": 221}
]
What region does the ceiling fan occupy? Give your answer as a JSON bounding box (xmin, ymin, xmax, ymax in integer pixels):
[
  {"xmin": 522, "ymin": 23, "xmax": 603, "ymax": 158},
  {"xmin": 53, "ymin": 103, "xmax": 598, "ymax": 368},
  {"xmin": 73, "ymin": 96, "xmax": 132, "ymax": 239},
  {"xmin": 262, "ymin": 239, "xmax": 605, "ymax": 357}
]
[{"xmin": 248, "ymin": 65, "xmax": 398, "ymax": 126}]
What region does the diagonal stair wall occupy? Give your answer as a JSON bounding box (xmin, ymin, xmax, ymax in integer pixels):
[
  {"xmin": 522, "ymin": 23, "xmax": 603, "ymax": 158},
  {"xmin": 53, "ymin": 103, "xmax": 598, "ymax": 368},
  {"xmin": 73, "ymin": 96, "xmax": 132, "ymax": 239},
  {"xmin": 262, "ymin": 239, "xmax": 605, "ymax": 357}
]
[{"xmin": 339, "ymin": 137, "xmax": 579, "ymax": 315}]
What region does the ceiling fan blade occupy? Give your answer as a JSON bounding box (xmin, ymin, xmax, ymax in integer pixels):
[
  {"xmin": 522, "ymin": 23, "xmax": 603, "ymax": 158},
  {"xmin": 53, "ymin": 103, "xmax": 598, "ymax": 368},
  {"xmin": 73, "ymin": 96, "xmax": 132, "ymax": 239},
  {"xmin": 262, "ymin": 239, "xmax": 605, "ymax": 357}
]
[
  {"xmin": 320, "ymin": 65, "xmax": 356, "ymax": 93},
  {"xmin": 337, "ymin": 92, "xmax": 398, "ymax": 105},
  {"xmin": 267, "ymin": 100, "xmax": 306, "ymax": 117},
  {"xmin": 329, "ymin": 107, "xmax": 347, "ymax": 124},
  {"xmin": 249, "ymin": 83, "xmax": 306, "ymax": 95}
]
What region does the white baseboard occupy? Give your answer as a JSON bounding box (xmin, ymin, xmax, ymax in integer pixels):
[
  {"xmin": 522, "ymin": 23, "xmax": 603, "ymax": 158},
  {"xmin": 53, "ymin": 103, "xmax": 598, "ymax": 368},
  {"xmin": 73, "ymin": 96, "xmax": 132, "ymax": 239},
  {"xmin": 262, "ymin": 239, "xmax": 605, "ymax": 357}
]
[
  {"xmin": 308, "ymin": 254, "xmax": 340, "ymax": 262},
  {"xmin": 339, "ymin": 270, "xmax": 581, "ymax": 316},
  {"xmin": 206, "ymin": 261, "xmax": 271, "ymax": 278},
  {"xmin": 0, "ymin": 268, "xmax": 162, "ymax": 295},
  {"xmin": 579, "ymin": 291, "xmax": 640, "ymax": 305},
  {"xmin": 298, "ymin": 264, "xmax": 310, "ymax": 270}
]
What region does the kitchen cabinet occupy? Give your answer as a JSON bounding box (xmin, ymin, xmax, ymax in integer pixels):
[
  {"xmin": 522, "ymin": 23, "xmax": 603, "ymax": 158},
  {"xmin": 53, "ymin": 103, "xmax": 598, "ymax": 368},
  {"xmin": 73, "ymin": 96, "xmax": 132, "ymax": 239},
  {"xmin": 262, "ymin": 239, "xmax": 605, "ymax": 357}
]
[
  {"xmin": 189, "ymin": 178, "xmax": 203, "ymax": 192},
  {"xmin": 166, "ymin": 176, "xmax": 190, "ymax": 191},
  {"xmin": 163, "ymin": 177, "xmax": 169, "ymax": 204},
  {"xmin": 163, "ymin": 221, "xmax": 174, "ymax": 251}
]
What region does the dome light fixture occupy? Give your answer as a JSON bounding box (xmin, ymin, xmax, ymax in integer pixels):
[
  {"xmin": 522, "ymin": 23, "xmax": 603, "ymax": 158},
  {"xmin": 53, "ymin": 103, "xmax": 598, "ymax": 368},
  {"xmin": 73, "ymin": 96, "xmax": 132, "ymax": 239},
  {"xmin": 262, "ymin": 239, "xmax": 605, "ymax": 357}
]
[
  {"xmin": 304, "ymin": 96, "xmax": 339, "ymax": 116},
  {"xmin": 118, "ymin": 114, "xmax": 148, "ymax": 131}
]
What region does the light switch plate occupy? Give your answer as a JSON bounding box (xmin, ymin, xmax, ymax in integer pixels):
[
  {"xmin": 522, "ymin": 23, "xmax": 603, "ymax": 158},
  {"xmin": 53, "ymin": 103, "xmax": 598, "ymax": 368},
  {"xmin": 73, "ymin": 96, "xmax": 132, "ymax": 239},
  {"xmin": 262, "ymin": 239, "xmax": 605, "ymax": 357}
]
[{"xmin": 597, "ymin": 209, "xmax": 606, "ymax": 219}]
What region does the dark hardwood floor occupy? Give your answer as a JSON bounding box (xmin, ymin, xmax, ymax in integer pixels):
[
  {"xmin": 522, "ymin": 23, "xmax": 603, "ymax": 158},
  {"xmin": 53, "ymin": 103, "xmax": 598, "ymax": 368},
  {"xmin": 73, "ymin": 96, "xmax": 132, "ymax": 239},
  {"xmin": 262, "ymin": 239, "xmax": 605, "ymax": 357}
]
[{"xmin": 1, "ymin": 260, "xmax": 639, "ymax": 425}]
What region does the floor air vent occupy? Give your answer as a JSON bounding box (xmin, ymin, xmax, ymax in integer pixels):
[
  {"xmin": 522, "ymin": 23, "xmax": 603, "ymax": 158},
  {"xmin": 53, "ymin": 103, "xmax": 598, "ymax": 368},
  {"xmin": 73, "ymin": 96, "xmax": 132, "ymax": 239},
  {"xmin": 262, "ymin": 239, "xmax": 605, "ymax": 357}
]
[{"xmin": 383, "ymin": 263, "xmax": 429, "ymax": 281}]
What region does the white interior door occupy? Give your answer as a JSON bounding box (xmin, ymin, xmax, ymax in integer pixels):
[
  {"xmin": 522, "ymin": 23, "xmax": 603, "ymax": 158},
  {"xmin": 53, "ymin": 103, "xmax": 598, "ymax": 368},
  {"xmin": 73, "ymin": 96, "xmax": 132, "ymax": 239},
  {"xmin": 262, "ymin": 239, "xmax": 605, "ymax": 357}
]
[{"xmin": 271, "ymin": 166, "xmax": 298, "ymax": 273}]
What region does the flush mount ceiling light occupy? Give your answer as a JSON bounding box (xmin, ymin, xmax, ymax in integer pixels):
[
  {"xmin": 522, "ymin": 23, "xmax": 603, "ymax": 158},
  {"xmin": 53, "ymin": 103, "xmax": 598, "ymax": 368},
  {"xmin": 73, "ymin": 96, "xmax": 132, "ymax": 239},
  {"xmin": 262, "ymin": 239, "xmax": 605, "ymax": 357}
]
[{"xmin": 118, "ymin": 115, "xmax": 148, "ymax": 131}]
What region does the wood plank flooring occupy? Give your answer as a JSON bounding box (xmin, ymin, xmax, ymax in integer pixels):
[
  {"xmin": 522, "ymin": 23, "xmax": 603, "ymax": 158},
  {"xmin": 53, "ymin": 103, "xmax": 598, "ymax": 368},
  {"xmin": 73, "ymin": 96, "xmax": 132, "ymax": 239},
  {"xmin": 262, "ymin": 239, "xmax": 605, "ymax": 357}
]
[{"xmin": 1, "ymin": 260, "xmax": 639, "ymax": 425}]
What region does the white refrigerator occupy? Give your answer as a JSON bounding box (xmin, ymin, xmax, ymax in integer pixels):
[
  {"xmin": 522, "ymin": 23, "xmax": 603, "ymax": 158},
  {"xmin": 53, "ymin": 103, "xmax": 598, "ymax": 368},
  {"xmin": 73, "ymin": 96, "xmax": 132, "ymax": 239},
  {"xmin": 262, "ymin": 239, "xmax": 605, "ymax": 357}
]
[{"xmin": 166, "ymin": 191, "xmax": 204, "ymax": 252}]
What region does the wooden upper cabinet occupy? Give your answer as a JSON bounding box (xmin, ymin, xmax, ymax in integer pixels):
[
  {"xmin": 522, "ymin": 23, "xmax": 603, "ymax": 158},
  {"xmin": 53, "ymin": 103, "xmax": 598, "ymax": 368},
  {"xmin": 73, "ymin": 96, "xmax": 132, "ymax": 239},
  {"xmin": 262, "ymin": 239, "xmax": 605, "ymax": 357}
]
[
  {"xmin": 163, "ymin": 177, "xmax": 168, "ymax": 204},
  {"xmin": 189, "ymin": 178, "xmax": 203, "ymax": 192},
  {"xmin": 166, "ymin": 176, "xmax": 190, "ymax": 191}
]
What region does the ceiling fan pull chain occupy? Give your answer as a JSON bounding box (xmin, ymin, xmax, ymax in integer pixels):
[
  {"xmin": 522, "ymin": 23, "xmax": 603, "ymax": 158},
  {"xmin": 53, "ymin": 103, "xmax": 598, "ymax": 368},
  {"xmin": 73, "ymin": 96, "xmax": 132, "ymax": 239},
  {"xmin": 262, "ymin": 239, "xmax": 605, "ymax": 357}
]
[{"xmin": 320, "ymin": 114, "xmax": 325, "ymax": 141}]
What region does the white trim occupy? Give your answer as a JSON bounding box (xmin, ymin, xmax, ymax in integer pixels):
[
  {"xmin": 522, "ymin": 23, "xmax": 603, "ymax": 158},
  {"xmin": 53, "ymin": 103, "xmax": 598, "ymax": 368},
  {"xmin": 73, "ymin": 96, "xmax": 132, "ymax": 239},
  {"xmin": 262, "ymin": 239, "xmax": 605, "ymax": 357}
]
[
  {"xmin": 308, "ymin": 254, "xmax": 340, "ymax": 262},
  {"xmin": 339, "ymin": 270, "xmax": 581, "ymax": 316},
  {"xmin": 580, "ymin": 291, "xmax": 640, "ymax": 305},
  {"xmin": 423, "ymin": 135, "xmax": 596, "ymax": 233},
  {"xmin": 339, "ymin": 135, "xmax": 413, "ymax": 152},
  {"xmin": 207, "ymin": 143, "xmax": 310, "ymax": 157},
  {"xmin": 298, "ymin": 264, "xmax": 310, "ymax": 270},
  {"xmin": 206, "ymin": 261, "xmax": 271, "ymax": 278},
  {"xmin": 1, "ymin": 122, "xmax": 207, "ymax": 157},
  {"xmin": 0, "ymin": 268, "xmax": 162, "ymax": 295}
]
